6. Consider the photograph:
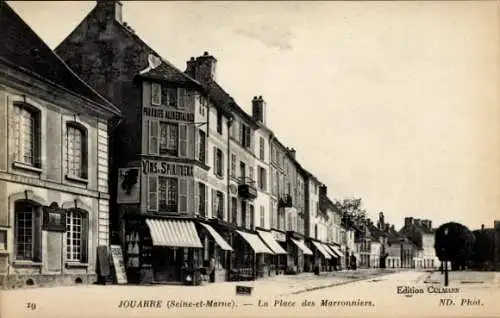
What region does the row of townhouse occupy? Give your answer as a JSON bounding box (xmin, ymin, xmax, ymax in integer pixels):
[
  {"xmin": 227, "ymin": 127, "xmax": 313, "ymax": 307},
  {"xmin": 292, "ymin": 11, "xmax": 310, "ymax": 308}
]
[
  {"xmin": 0, "ymin": 0, "xmax": 354, "ymax": 289},
  {"xmin": 352, "ymin": 212, "xmax": 441, "ymax": 270}
]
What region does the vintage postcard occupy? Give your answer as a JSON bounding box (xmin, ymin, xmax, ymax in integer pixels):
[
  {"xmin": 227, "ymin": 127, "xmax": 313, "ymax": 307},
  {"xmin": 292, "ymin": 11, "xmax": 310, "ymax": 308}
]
[{"xmin": 0, "ymin": 1, "xmax": 499, "ymax": 317}]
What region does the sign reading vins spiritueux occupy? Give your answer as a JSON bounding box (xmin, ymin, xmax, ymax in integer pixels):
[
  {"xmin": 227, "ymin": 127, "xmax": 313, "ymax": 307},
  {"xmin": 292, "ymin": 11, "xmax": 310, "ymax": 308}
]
[{"xmin": 142, "ymin": 160, "xmax": 193, "ymax": 177}]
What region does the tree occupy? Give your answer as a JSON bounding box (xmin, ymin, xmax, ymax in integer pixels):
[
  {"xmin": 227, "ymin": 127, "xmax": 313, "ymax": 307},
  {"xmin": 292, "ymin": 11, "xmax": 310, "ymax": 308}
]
[
  {"xmin": 434, "ymin": 222, "xmax": 475, "ymax": 271},
  {"xmin": 334, "ymin": 197, "xmax": 368, "ymax": 230}
]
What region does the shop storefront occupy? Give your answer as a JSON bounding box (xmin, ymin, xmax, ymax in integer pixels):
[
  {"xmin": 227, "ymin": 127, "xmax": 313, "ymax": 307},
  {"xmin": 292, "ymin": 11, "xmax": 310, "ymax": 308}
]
[
  {"xmin": 327, "ymin": 244, "xmax": 344, "ymax": 270},
  {"xmin": 271, "ymin": 229, "xmax": 287, "ymax": 274},
  {"xmin": 123, "ymin": 216, "xmax": 203, "ymax": 285},
  {"xmin": 290, "ymin": 238, "xmax": 313, "ymax": 272},
  {"xmin": 257, "ymin": 229, "xmax": 287, "ymax": 276},
  {"xmin": 231, "ymin": 230, "xmax": 274, "ymax": 280},
  {"xmin": 310, "ymin": 240, "xmax": 331, "ymax": 272},
  {"xmin": 195, "ymin": 221, "xmax": 233, "ymax": 282}
]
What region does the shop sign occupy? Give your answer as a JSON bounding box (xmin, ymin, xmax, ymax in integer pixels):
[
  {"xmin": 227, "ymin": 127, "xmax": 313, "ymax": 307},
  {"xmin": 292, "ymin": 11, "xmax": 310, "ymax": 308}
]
[
  {"xmin": 117, "ymin": 167, "xmax": 140, "ymax": 204},
  {"xmin": 42, "ymin": 202, "xmax": 66, "ymax": 232},
  {"xmin": 109, "ymin": 245, "xmax": 128, "ymax": 284},
  {"xmin": 142, "ymin": 160, "xmax": 193, "ymax": 177},
  {"xmin": 143, "ymin": 107, "xmax": 194, "ymax": 122}
]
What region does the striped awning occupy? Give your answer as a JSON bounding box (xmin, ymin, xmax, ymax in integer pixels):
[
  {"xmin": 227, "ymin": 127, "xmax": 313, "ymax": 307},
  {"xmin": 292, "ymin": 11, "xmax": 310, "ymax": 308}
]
[
  {"xmin": 321, "ymin": 243, "xmax": 338, "ymax": 258},
  {"xmin": 199, "ymin": 223, "xmax": 233, "ymax": 251},
  {"xmin": 329, "ymin": 245, "xmax": 343, "ymax": 258},
  {"xmin": 145, "ymin": 219, "xmax": 203, "ymax": 248},
  {"xmin": 236, "ymin": 230, "xmax": 274, "ymax": 254},
  {"xmin": 257, "ymin": 230, "xmax": 287, "ymax": 254},
  {"xmin": 291, "ymin": 238, "xmax": 313, "ymax": 255},
  {"xmin": 311, "ymin": 241, "xmax": 331, "ymax": 259}
]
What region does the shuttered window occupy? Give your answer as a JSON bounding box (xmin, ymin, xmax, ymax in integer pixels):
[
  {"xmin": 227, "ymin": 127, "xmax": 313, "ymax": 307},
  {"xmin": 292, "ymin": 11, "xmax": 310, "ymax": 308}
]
[
  {"xmin": 179, "ymin": 125, "xmax": 188, "ymax": 157},
  {"xmin": 178, "ymin": 179, "xmax": 188, "ymax": 213},
  {"xmin": 148, "ymin": 175, "xmax": 158, "ymax": 211},
  {"xmin": 151, "ymin": 83, "xmax": 162, "ymax": 105},
  {"xmin": 66, "ymin": 123, "xmax": 88, "ymax": 179},
  {"xmin": 148, "ymin": 120, "xmax": 159, "ymax": 155}
]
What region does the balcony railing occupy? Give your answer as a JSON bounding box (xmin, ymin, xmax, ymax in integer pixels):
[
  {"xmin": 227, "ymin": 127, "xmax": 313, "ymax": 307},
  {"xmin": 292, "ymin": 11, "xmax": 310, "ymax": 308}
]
[
  {"xmin": 237, "ymin": 177, "xmax": 258, "ymax": 200},
  {"xmin": 278, "ymin": 194, "xmax": 293, "ymax": 208}
]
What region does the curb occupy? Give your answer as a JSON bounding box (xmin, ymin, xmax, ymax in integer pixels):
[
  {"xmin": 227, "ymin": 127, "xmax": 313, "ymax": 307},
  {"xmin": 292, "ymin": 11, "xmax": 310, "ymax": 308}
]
[{"xmin": 282, "ymin": 271, "xmax": 395, "ymax": 296}]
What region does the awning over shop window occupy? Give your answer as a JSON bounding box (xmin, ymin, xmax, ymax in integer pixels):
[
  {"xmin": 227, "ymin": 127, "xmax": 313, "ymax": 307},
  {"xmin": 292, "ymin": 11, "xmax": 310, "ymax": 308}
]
[
  {"xmin": 291, "ymin": 239, "xmax": 313, "ymax": 255},
  {"xmin": 257, "ymin": 230, "xmax": 287, "ymax": 254},
  {"xmin": 321, "ymin": 243, "xmax": 338, "ymax": 258},
  {"xmin": 311, "ymin": 241, "xmax": 332, "ymax": 259},
  {"xmin": 236, "ymin": 230, "xmax": 274, "ymax": 254},
  {"xmin": 199, "ymin": 223, "xmax": 233, "ymax": 251},
  {"xmin": 145, "ymin": 218, "xmax": 203, "ymax": 248},
  {"xmin": 328, "ymin": 245, "xmax": 343, "ymax": 258}
]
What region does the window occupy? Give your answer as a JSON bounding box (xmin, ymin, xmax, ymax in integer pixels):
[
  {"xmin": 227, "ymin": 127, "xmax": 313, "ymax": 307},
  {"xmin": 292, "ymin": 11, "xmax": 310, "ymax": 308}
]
[
  {"xmin": 230, "ymin": 154, "xmax": 236, "ymax": 178},
  {"xmin": 148, "ymin": 176, "xmax": 158, "ymax": 210},
  {"xmin": 197, "ymin": 183, "xmax": 207, "ymax": 216},
  {"xmin": 239, "ymin": 161, "xmax": 246, "ymax": 181},
  {"xmin": 213, "ymin": 148, "xmax": 224, "ymax": 177},
  {"xmin": 241, "ymin": 202, "xmax": 247, "ymax": 228},
  {"xmin": 258, "ymin": 167, "xmax": 267, "ymax": 191},
  {"xmin": 216, "ymin": 109, "xmax": 222, "ymax": 134},
  {"xmin": 259, "ymin": 137, "xmax": 265, "ymax": 160},
  {"xmin": 151, "ymin": 83, "xmax": 161, "ymax": 105},
  {"xmin": 240, "ymin": 124, "xmax": 251, "ymax": 148},
  {"xmin": 66, "ymin": 209, "xmax": 88, "ymax": 262},
  {"xmin": 66, "ymin": 123, "xmax": 88, "ymax": 179},
  {"xmin": 212, "ymin": 190, "xmax": 224, "ymax": 220},
  {"xmin": 272, "ymin": 168, "xmax": 278, "ymax": 196},
  {"xmin": 14, "ymin": 201, "xmax": 41, "ymax": 261},
  {"xmin": 163, "ymin": 87, "xmax": 178, "ymax": 108},
  {"xmin": 231, "ymin": 197, "xmax": 238, "ymax": 224},
  {"xmin": 260, "ymin": 206, "xmax": 265, "ymax": 228},
  {"xmin": 198, "ymin": 96, "xmax": 206, "ymax": 115},
  {"xmin": 178, "ymin": 88, "xmax": 187, "ymax": 109},
  {"xmin": 158, "ymin": 177, "xmax": 178, "ymax": 212},
  {"xmin": 271, "ymin": 200, "xmax": 277, "ymax": 229},
  {"xmin": 12, "ymin": 104, "xmax": 41, "ymax": 168},
  {"xmin": 0, "ymin": 230, "xmax": 6, "ymax": 251},
  {"xmin": 159, "ymin": 123, "xmax": 178, "ymax": 156},
  {"xmin": 197, "ymin": 130, "xmax": 206, "ymax": 163},
  {"xmin": 249, "ymin": 165, "xmax": 254, "ymax": 181},
  {"xmin": 249, "ymin": 205, "xmax": 254, "ymax": 229}
]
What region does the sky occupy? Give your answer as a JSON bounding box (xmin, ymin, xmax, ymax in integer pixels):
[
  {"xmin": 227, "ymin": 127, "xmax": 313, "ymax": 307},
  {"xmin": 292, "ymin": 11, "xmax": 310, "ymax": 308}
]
[{"xmin": 8, "ymin": 1, "xmax": 500, "ymax": 230}]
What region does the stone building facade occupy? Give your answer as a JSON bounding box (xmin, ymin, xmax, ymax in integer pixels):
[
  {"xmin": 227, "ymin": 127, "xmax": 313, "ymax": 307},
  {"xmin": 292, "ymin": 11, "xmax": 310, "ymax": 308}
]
[{"xmin": 0, "ymin": 1, "xmax": 120, "ymax": 289}]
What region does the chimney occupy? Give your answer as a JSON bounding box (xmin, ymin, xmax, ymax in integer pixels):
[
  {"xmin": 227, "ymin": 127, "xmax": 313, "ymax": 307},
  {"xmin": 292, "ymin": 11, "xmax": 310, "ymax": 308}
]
[
  {"xmin": 319, "ymin": 184, "xmax": 327, "ymax": 197},
  {"xmin": 425, "ymin": 220, "xmax": 432, "ymax": 230},
  {"xmin": 185, "ymin": 51, "xmax": 217, "ymax": 83},
  {"xmin": 390, "ymin": 225, "xmax": 395, "ymax": 232},
  {"xmin": 96, "ymin": 0, "xmax": 123, "ymax": 25},
  {"xmin": 287, "ymin": 147, "xmax": 296, "ymax": 159},
  {"xmin": 481, "ymin": 224, "xmax": 485, "ymax": 230},
  {"xmin": 378, "ymin": 212, "xmax": 385, "ymax": 229},
  {"xmin": 252, "ymin": 95, "xmax": 267, "ymax": 124},
  {"xmin": 404, "ymin": 217, "xmax": 413, "ymax": 227}
]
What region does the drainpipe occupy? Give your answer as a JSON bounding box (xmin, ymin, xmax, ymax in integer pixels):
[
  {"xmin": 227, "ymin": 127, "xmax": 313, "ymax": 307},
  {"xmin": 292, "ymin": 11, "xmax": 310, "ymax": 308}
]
[{"xmin": 226, "ymin": 115, "xmax": 233, "ymax": 280}]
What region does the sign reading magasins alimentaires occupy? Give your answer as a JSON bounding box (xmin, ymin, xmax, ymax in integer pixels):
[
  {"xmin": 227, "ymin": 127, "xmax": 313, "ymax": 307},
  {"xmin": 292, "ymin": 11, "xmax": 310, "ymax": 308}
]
[{"xmin": 143, "ymin": 107, "xmax": 195, "ymax": 122}]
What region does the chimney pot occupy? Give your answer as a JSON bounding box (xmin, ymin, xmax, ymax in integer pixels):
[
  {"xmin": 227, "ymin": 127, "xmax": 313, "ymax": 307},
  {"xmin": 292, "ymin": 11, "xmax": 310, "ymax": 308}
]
[{"xmin": 204, "ymin": 51, "xmax": 209, "ymax": 56}]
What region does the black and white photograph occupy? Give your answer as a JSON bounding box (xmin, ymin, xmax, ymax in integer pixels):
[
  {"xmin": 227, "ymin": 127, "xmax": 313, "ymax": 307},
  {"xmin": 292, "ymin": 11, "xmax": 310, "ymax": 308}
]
[{"xmin": 0, "ymin": 1, "xmax": 498, "ymax": 317}]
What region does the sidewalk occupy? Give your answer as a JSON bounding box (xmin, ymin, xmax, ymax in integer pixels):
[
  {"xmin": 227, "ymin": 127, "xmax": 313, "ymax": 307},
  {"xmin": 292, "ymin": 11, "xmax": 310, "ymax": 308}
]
[{"xmin": 421, "ymin": 270, "xmax": 500, "ymax": 288}]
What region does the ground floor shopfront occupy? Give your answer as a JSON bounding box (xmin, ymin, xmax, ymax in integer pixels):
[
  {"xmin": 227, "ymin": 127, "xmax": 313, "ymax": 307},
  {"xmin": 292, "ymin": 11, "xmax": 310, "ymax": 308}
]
[
  {"xmin": 0, "ymin": 181, "xmax": 108, "ymax": 289},
  {"xmin": 121, "ymin": 213, "xmax": 285, "ymax": 285}
]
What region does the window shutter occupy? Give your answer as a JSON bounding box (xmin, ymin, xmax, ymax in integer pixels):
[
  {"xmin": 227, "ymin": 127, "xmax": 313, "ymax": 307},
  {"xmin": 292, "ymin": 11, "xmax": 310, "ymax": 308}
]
[
  {"xmin": 204, "ymin": 186, "xmax": 209, "ymax": 217},
  {"xmin": 220, "ymin": 150, "xmax": 225, "ymax": 177},
  {"xmin": 221, "ymin": 193, "xmax": 225, "ymax": 221},
  {"xmin": 81, "ymin": 212, "xmax": 89, "ymax": 263},
  {"xmin": 211, "ymin": 189, "xmax": 216, "ymax": 218},
  {"xmin": 213, "ymin": 147, "xmax": 217, "ymax": 175},
  {"xmin": 195, "ymin": 129, "xmax": 200, "ymax": 161},
  {"xmin": 148, "ymin": 176, "xmax": 158, "ymax": 211},
  {"xmin": 34, "ymin": 208, "xmax": 42, "ymax": 262},
  {"xmin": 82, "ymin": 131, "xmax": 89, "ymax": 179},
  {"xmin": 179, "ymin": 179, "xmax": 188, "ymax": 214},
  {"xmin": 179, "ymin": 124, "xmax": 187, "ymax": 157},
  {"xmin": 187, "ymin": 125, "xmax": 194, "ymax": 159},
  {"xmin": 151, "ymin": 83, "xmax": 162, "ymax": 105},
  {"xmin": 194, "ymin": 182, "xmax": 199, "ymax": 215},
  {"xmin": 149, "ymin": 120, "xmax": 159, "ymax": 155},
  {"xmin": 178, "ymin": 88, "xmax": 185, "ymax": 109}
]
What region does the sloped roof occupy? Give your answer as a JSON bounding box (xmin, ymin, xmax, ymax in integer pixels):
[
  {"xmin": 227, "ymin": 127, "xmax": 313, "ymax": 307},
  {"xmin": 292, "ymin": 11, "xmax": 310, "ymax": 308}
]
[{"xmin": 0, "ymin": 2, "xmax": 120, "ymax": 115}]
